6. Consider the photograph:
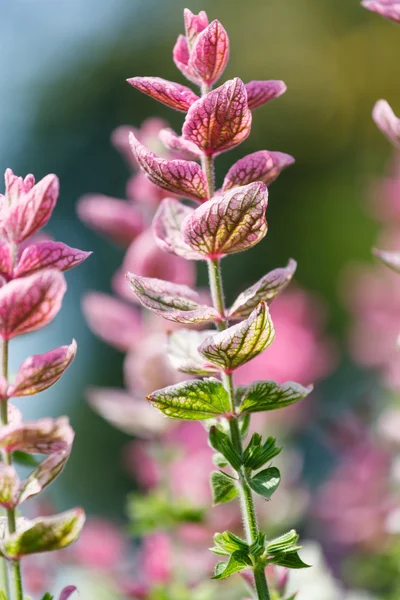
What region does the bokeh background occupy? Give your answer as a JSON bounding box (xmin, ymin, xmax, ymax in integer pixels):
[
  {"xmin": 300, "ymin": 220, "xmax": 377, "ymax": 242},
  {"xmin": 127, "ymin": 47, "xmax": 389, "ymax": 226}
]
[{"xmin": 2, "ymin": 0, "xmax": 400, "ymax": 598}]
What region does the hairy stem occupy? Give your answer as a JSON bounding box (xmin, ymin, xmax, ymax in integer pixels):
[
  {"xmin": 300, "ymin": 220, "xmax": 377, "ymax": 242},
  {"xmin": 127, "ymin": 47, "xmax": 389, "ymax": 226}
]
[
  {"xmin": 201, "ymin": 151, "xmax": 270, "ymax": 599},
  {"xmin": 1, "ymin": 341, "xmax": 24, "ymax": 600}
]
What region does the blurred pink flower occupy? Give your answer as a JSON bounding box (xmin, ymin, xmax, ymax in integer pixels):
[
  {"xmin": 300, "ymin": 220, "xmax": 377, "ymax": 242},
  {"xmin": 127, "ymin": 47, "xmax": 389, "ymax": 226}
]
[{"xmin": 69, "ymin": 518, "xmax": 127, "ymax": 570}]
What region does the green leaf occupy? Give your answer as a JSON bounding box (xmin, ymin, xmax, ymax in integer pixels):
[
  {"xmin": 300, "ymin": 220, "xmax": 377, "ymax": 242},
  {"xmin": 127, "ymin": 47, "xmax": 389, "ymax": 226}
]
[
  {"xmin": 212, "ymin": 531, "xmax": 249, "ymax": 556},
  {"xmin": 209, "ymin": 426, "xmax": 242, "ymax": 470},
  {"xmin": 12, "ymin": 451, "xmax": 39, "ymax": 468},
  {"xmin": 250, "ymin": 532, "xmax": 266, "ymax": 558},
  {"xmin": 0, "ymin": 592, "xmax": 7, "ymax": 600},
  {"xmin": 212, "ymin": 550, "xmax": 253, "ymax": 580},
  {"xmin": 239, "ymin": 413, "xmax": 251, "ymax": 438},
  {"xmin": 239, "ymin": 380, "xmax": 312, "ymax": 414},
  {"xmin": 147, "ymin": 378, "xmax": 231, "ymax": 420},
  {"xmin": 266, "ymin": 530, "xmax": 300, "ymax": 555},
  {"xmin": 198, "ymin": 303, "xmax": 275, "ymax": 371},
  {"xmin": 210, "ymin": 471, "xmax": 238, "ymax": 505},
  {"xmin": 243, "ymin": 434, "xmax": 281, "ymax": 470},
  {"xmin": 212, "ymin": 453, "xmax": 229, "ymax": 468},
  {"xmin": 40, "ymin": 595, "xmax": 53, "ymax": 600},
  {"xmin": 248, "ymin": 467, "xmax": 280, "ymax": 499},
  {"xmin": 269, "ymin": 551, "xmax": 309, "ymax": 569}
]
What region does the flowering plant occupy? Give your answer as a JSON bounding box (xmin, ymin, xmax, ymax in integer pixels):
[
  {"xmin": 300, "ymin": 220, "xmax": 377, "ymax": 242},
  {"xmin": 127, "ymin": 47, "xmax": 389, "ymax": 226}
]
[
  {"xmin": 122, "ymin": 9, "xmax": 314, "ymax": 600},
  {"xmin": 0, "ymin": 170, "xmax": 90, "ymax": 599}
]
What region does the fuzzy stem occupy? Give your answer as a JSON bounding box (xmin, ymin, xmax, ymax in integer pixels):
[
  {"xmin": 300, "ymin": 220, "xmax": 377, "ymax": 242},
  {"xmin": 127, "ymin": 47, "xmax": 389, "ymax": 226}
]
[
  {"xmin": 1, "ymin": 341, "xmax": 24, "ymax": 600},
  {"xmin": 200, "ymin": 150, "xmax": 270, "ymax": 599}
]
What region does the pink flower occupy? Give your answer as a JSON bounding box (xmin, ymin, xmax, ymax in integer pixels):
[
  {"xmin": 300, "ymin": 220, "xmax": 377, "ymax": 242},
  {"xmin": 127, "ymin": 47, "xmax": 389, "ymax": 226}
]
[{"xmin": 69, "ymin": 518, "xmax": 127, "ymax": 570}]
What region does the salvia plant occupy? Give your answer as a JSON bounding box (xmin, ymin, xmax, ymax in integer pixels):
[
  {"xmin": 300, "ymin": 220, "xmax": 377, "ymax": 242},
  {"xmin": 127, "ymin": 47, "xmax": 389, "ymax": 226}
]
[
  {"xmin": 124, "ymin": 9, "xmax": 314, "ymax": 600},
  {"xmin": 0, "ymin": 170, "xmax": 90, "ymax": 599}
]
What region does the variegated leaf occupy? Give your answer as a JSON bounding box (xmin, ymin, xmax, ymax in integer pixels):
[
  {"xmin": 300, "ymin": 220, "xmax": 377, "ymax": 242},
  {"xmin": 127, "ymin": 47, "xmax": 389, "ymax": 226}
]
[
  {"xmin": 15, "ymin": 242, "xmax": 91, "ymax": 278},
  {"xmin": 126, "ymin": 272, "xmax": 220, "ymax": 323},
  {"xmin": 239, "ymin": 380, "xmax": 313, "ymax": 414},
  {"xmin": 222, "ymin": 150, "xmax": 295, "ymax": 191},
  {"xmin": 184, "ymin": 9, "xmax": 209, "ymax": 48},
  {"xmin": 228, "ymin": 260, "xmax": 297, "ymax": 319},
  {"xmin": 182, "ymin": 182, "xmax": 268, "ymax": 258},
  {"xmin": 182, "ymin": 78, "xmax": 252, "ymax": 156},
  {"xmin": 127, "ymin": 77, "xmax": 199, "ymax": 112},
  {"xmin": 245, "ymin": 80, "xmax": 287, "ymax": 110},
  {"xmin": 0, "ymin": 417, "xmax": 74, "ymax": 454},
  {"xmin": 147, "ymin": 378, "xmax": 231, "ymax": 420},
  {"xmin": 159, "ymin": 128, "xmax": 202, "ymax": 159},
  {"xmin": 188, "ymin": 20, "xmax": 229, "ymax": 86},
  {"xmin": 152, "ymin": 198, "xmax": 202, "ymax": 260},
  {"xmin": 8, "ymin": 341, "xmax": 77, "ymax": 397},
  {"xmin": 198, "ymin": 302, "xmax": 275, "ymax": 371},
  {"xmin": 18, "ymin": 452, "xmax": 70, "ymax": 504},
  {"xmin": 0, "ymin": 465, "xmax": 19, "ymax": 508},
  {"xmin": 129, "ymin": 132, "xmax": 208, "ymax": 201},
  {"xmin": 167, "ymin": 329, "xmax": 220, "ymax": 375}
]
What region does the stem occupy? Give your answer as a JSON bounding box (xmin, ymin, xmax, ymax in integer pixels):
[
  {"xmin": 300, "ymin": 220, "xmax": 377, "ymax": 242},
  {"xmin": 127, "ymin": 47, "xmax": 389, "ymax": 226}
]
[
  {"xmin": 1, "ymin": 341, "xmax": 24, "ymax": 600},
  {"xmin": 200, "ymin": 142, "xmax": 270, "ymax": 599}
]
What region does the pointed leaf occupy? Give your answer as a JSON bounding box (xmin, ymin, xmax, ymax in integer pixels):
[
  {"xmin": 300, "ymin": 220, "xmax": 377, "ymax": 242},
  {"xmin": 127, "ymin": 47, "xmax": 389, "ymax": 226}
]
[
  {"xmin": 2, "ymin": 508, "xmax": 85, "ymax": 558},
  {"xmin": 269, "ymin": 552, "xmax": 309, "ymax": 569},
  {"xmin": 15, "ymin": 242, "xmax": 91, "ymax": 278},
  {"xmin": 245, "ymin": 80, "xmax": 287, "ymax": 110},
  {"xmin": 222, "ymin": 150, "xmax": 295, "ymax": 191},
  {"xmin": 41, "ymin": 595, "xmax": 53, "ymax": 600},
  {"xmin": 129, "ymin": 133, "xmax": 208, "ymax": 201},
  {"xmin": 18, "ymin": 452, "xmax": 70, "ymax": 504},
  {"xmin": 0, "ymin": 417, "xmax": 74, "ymax": 454},
  {"xmin": 213, "ymin": 531, "xmax": 249, "ymax": 555},
  {"xmin": 188, "ymin": 20, "xmax": 230, "ymax": 86},
  {"xmin": 209, "ymin": 426, "xmax": 242, "ymax": 471},
  {"xmin": 248, "ymin": 466, "xmax": 280, "ymax": 499},
  {"xmin": 362, "ymin": 1, "xmax": 400, "ymax": 23},
  {"xmin": 184, "ymin": 9, "xmax": 209, "ymax": 48},
  {"xmin": 159, "ymin": 128, "xmax": 202, "ymax": 159},
  {"xmin": 228, "ymin": 260, "xmax": 297, "ymax": 319},
  {"xmin": 265, "ymin": 530, "xmax": 300, "ymax": 555},
  {"xmin": 372, "ymin": 100, "xmax": 400, "ymax": 147},
  {"xmin": 173, "ymin": 35, "xmax": 199, "ymax": 84},
  {"xmin": 8, "ymin": 341, "xmax": 77, "ymax": 397},
  {"xmin": 127, "ymin": 77, "xmax": 199, "ymax": 112},
  {"xmin": 239, "ymin": 381, "xmax": 312, "ymax": 415},
  {"xmin": 147, "ymin": 378, "xmax": 231, "ymax": 420},
  {"xmin": 167, "ymin": 329, "xmax": 219, "ymax": 375},
  {"xmin": 243, "ymin": 434, "xmax": 281, "ymax": 470},
  {"xmin": 0, "ymin": 270, "xmax": 67, "ymax": 340},
  {"xmin": 77, "ymin": 194, "xmax": 143, "ymax": 247},
  {"xmin": 199, "ymin": 302, "xmax": 275, "ymax": 371},
  {"xmin": 211, "ymin": 471, "xmax": 238, "ymax": 505},
  {"xmin": 126, "ymin": 272, "xmax": 220, "ymax": 323},
  {"xmin": 59, "ymin": 587, "xmax": 77, "ymax": 600},
  {"xmin": 153, "ymin": 197, "xmax": 202, "ymax": 260},
  {"xmin": 182, "ymin": 78, "xmax": 252, "ymax": 156},
  {"xmin": 0, "ymin": 465, "xmax": 19, "ymax": 508},
  {"xmin": 183, "ymin": 182, "xmax": 268, "ymax": 259},
  {"xmin": 213, "ymin": 550, "xmax": 252, "ymax": 580},
  {"xmin": 0, "ymin": 174, "xmax": 58, "ymax": 244},
  {"xmin": 373, "ymin": 248, "xmax": 400, "ymax": 273}
]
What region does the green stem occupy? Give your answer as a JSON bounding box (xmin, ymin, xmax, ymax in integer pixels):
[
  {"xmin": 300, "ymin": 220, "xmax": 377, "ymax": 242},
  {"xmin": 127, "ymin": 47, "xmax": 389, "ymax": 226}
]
[
  {"xmin": 200, "ymin": 148, "xmax": 270, "ymax": 599},
  {"xmin": 1, "ymin": 341, "xmax": 24, "ymax": 600}
]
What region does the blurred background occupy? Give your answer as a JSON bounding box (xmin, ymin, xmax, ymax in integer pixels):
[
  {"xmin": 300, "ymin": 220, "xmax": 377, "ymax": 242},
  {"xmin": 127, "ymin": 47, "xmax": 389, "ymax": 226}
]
[{"xmin": 2, "ymin": 0, "xmax": 400, "ymax": 598}]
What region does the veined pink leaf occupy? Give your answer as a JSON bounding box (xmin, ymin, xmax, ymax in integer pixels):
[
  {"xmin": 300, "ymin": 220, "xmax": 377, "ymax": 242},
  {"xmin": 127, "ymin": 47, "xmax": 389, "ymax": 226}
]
[
  {"xmin": 182, "ymin": 79, "xmax": 252, "ymax": 156},
  {"xmin": 15, "ymin": 242, "xmax": 91, "ymax": 278},
  {"xmin": 182, "ymin": 182, "xmax": 268, "ymax": 259},
  {"xmin": 167, "ymin": 329, "xmax": 220, "ymax": 375},
  {"xmin": 173, "ymin": 35, "xmax": 200, "ymax": 85},
  {"xmin": 0, "ymin": 417, "xmax": 74, "ymax": 454},
  {"xmin": 153, "ymin": 198, "xmax": 202, "ymax": 260},
  {"xmin": 228, "ymin": 260, "xmax": 297, "ymax": 319},
  {"xmin": 184, "ymin": 8, "xmax": 209, "ymax": 48},
  {"xmin": 0, "ymin": 465, "xmax": 19, "ymax": 508},
  {"xmin": 127, "ymin": 77, "xmax": 199, "ymax": 112},
  {"xmin": 59, "ymin": 586, "xmax": 77, "ymax": 600},
  {"xmin": 222, "ymin": 151, "xmax": 295, "ymax": 191},
  {"xmin": 372, "ymin": 100, "xmax": 400, "ymax": 147},
  {"xmin": 198, "ymin": 302, "xmax": 275, "ymax": 371},
  {"xmin": 82, "ymin": 292, "xmax": 142, "ymax": 352},
  {"xmin": 0, "ymin": 174, "xmax": 59, "ymax": 244},
  {"xmin": 77, "ymin": 194, "xmax": 143, "ymax": 247},
  {"xmin": 373, "ymin": 248, "xmax": 400, "ymax": 273},
  {"xmin": 18, "ymin": 452, "xmax": 70, "ymax": 504},
  {"xmin": 8, "ymin": 341, "xmax": 77, "ymax": 397},
  {"xmin": 129, "ymin": 133, "xmax": 208, "ymax": 201},
  {"xmin": 188, "ymin": 20, "xmax": 230, "ymax": 86},
  {"xmin": 4, "ymin": 169, "xmax": 35, "ymax": 206},
  {"xmin": 126, "ymin": 272, "xmax": 220, "ymax": 323},
  {"xmin": 362, "ymin": 1, "xmax": 400, "ymax": 22},
  {"xmin": 245, "ymin": 80, "xmax": 287, "ymax": 110},
  {"xmin": 159, "ymin": 128, "xmax": 202, "ymax": 159},
  {"xmin": 0, "ymin": 241, "xmax": 13, "ymax": 279},
  {"xmin": 0, "ymin": 269, "xmax": 67, "ymax": 340},
  {"xmin": 2, "ymin": 508, "xmax": 85, "ymax": 558}
]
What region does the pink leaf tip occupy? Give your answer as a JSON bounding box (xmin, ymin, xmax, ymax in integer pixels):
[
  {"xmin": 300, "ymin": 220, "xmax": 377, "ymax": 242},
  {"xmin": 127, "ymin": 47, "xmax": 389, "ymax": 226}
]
[
  {"xmin": 245, "ymin": 80, "xmax": 287, "ymax": 110},
  {"xmin": 372, "ymin": 100, "xmax": 400, "ymax": 147},
  {"xmin": 361, "ymin": 1, "xmax": 400, "ymax": 23}
]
